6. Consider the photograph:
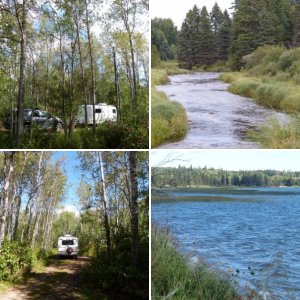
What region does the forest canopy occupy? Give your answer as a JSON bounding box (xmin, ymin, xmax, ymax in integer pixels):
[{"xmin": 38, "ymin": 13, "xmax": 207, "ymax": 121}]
[{"xmin": 152, "ymin": 166, "xmax": 300, "ymax": 187}]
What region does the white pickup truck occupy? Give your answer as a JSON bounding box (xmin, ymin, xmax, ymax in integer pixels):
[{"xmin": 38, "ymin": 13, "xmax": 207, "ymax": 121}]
[{"xmin": 57, "ymin": 234, "xmax": 78, "ymax": 259}]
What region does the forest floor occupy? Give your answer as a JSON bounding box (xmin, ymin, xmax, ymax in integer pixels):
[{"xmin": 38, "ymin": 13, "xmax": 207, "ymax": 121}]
[{"xmin": 0, "ymin": 256, "xmax": 92, "ymax": 300}]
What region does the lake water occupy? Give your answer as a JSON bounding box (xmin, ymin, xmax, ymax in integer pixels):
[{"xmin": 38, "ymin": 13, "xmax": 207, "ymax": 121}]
[
  {"xmin": 152, "ymin": 188, "xmax": 300, "ymax": 299},
  {"xmin": 156, "ymin": 73, "xmax": 289, "ymax": 149}
]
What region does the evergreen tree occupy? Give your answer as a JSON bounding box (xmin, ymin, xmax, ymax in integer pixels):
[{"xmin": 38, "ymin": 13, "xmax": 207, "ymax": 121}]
[
  {"xmin": 268, "ymin": 0, "xmax": 293, "ymax": 46},
  {"xmin": 197, "ymin": 6, "xmax": 217, "ymax": 66},
  {"xmin": 292, "ymin": 2, "xmax": 300, "ymax": 46},
  {"xmin": 229, "ymin": 0, "xmax": 277, "ymax": 70},
  {"xmin": 178, "ymin": 5, "xmax": 201, "ymax": 69},
  {"xmin": 210, "ymin": 2, "xmax": 225, "ymax": 34},
  {"xmin": 216, "ymin": 10, "xmax": 231, "ymax": 61},
  {"xmin": 257, "ymin": 7, "xmax": 278, "ymax": 46},
  {"xmin": 151, "ymin": 28, "xmax": 170, "ymax": 60},
  {"xmin": 151, "ymin": 18, "xmax": 178, "ymax": 60}
]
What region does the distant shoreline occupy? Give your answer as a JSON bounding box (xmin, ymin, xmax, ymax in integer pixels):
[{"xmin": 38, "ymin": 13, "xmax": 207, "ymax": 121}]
[{"xmin": 152, "ymin": 186, "xmax": 300, "ymax": 203}]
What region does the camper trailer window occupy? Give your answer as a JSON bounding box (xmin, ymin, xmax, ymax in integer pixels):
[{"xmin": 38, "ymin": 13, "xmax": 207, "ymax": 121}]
[
  {"xmin": 112, "ymin": 109, "xmax": 116, "ymax": 113},
  {"xmin": 62, "ymin": 240, "xmax": 74, "ymax": 245},
  {"xmin": 96, "ymin": 109, "xmax": 101, "ymax": 113}
]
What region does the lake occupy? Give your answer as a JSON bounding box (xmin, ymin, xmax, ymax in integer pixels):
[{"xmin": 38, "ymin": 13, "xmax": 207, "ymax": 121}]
[
  {"xmin": 156, "ymin": 73, "xmax": 289, "ymax": 149},
  {"xmin": 152, "ymin": 187, "xmax": 300, "ymax": 299}
]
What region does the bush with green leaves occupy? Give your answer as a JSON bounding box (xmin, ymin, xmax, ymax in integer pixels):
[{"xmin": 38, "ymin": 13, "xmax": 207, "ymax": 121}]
[{"xmin": 0, "ymin": 241, "xmax": 33, "ymax": 281}]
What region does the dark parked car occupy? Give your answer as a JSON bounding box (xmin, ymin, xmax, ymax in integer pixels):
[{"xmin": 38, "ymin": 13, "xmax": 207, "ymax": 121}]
[{"xmin": 23, "ymin": 109, "xmax": 64, "ymax": 132}]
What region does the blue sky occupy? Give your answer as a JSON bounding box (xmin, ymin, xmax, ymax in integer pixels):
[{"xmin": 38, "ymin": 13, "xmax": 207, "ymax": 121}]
[
  {"xmin": 52, "ymin": 151, "xmax": 81, "ymax": 215},
  {"xmin": 151, "ymin": 150, "xmax": 300, "ymax": 171}
]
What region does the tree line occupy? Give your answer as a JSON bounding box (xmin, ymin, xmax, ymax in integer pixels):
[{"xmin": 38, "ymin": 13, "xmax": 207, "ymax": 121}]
[
  {"xmin": 151, "ymin": 0, "xmax": 300, "ymax": 70},
  {"xmin": 0, "ymin": 0, "xmax": 149, "ymax": 147},
  {"xmin": 0, "ymin": 151, "xmax": 149, "ymax": 298},
  {"xmin": 152, "ymin": 166, "xmax": 300, "ymax": 187}
]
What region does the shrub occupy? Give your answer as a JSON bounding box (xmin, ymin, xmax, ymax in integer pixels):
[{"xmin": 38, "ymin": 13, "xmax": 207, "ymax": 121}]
[
  {"xmin": 0, "ymin": 241, "xmax": 33, "ymax": 281},
  {"xmin": 278, "ymin": 50, "xmax": 300, "ymax": 71},
  {"xmin": 274, "ymin": 71, "xmax": 291, "ymax": 82},
  {"xmin": 243, "ymin": 46, "xmax": 285, "ymax": 71},
  {"xmin": 280, "ymin": 93, "xmax": 300, "ymax": 113},
  {"xmin": 81, "ymin": 230, "xmax": 148, "ymax": 299},
  {"xmin": 293, "ymin": 74, "xmax": 300, "ymax": 85},
  {"xmin": 288, "ymin": 61, "xmax": 300, "ymax": 77}
]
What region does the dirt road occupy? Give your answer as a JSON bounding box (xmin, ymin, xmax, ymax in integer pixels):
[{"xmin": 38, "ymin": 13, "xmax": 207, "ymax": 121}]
[{"xmin": 0, "ymin": 257, "xmax": 90, "ymax": 300}]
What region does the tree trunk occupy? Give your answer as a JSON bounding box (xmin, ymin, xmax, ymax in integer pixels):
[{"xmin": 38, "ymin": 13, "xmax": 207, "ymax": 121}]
[
  {"xmin": 0, "ymin": 152, "xmax": 15, "ymax": 246},
  {"xmin": 59, "ymin": 30, "xmax": 67, "ymax": 136},
  {"xmin": 85, "ymin": 0, "xmax": 96, "ymax": 134},
  {"xmin": 113, "ymin": 47, "xmax": 121, "ymax": 122},
  {"xmin": 16, "ymin": 0, "xmax": 27, "ymax": 147},
  {"xmin": 98, "ymin": 152, "xmax": 111, "ymax": 254},
  {"xmin": 129, "ymin": 151, "xmax": 139, "ymax": 266},
  {"xmin": 75, "ymin": 10, "xmax": 88, "ymax": 127}
]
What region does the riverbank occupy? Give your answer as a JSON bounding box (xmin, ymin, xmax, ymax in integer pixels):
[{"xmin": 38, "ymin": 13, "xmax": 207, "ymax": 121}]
[
  {"xmin": 220, "ymin": 46, "xmax": 300, "ymax": 148},
  {"xmin": 151, "ymin": 61, "xmax": 189, "ymax": 148},
  {"xmin": 152, "ymin": 226, "xmax": 242, "ymax": 300}
]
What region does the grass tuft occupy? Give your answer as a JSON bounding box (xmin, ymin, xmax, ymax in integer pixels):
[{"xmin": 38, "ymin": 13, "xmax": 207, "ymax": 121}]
[{"xmin": 151, "ymin": 63, "xmax": 188, "ymax": 148}]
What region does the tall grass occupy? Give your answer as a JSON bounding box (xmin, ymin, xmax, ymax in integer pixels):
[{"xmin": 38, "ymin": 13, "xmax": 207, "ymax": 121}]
[
  {"xmin": 151, "ymin": 64, "xmax": 188, "ymax": 148},
  {"xmin": 221, "ymin": 46, "xmax": 300, "ymax": 115},
  {"xmin": 152, "ymin": 227, "xmax": 241, "ymax": 300},
  {"xmin": 249, "ymin": 117, "xmax": 300, "ymax": 149},
  {"xmin": 220, "ymin": 46, "xmax": 300, "ymax": 148}
]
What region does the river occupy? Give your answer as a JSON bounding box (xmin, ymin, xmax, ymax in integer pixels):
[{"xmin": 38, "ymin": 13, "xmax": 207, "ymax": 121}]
[
  {"xmin": 156, "ymin": 73, "xmax": 288, "ymax": 149},
  {"xmin": 152, "ymin": 187, "xmax": 300, "ymax": 299}
]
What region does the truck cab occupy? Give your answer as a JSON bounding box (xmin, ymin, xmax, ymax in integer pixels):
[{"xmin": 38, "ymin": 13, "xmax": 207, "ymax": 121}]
[{"xmin": 58, "ymin": 234, "xmax": 78, "ymax": 259}]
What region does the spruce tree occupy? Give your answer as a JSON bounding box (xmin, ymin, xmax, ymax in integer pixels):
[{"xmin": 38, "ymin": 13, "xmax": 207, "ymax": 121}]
[
  {"xmin": 197, "ymin": 6, "xmax": 217, "ymax": 66},
  {"xmin": 210, "ymin": 2, "xmax": 225, "ymax": 34},
  {"xmin": 268, "ymin": 0, "xmax": 293, "ymax": 46},
  {"xmin": 177, "ymin": 5, "xmax": 201, "ymax": 69},
  {"xmin": 216, "ymin": 10, "xmax": 231, "ymax": 61},
  {"xmin": 151, "ymin": 28, "xmax": 170, "ymax": 60},
  {"xmin": 257, "ymin": 7, "xmax": 278, "ymax": 46},
  {"xmin": 293, "ymin": 2, "xmax": 300, "ymax": 46},
  {"xmin": 229, "ymin": 0, "xmax": 275, "ymax": 70}
]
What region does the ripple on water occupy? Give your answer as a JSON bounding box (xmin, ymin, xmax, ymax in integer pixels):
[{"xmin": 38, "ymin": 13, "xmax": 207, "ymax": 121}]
[
  {"xmin": 152, "ymin": 188, "xmax": 300, "ymax": 299},
  {"xmin": 156, "ymin": 72, "xmax": 290, "ymax": 149}
]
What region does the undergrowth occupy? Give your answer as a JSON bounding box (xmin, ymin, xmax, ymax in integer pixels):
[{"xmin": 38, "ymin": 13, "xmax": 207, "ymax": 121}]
[
  {"xmin": 81, "ymin": 231, "xmax": 148, "ymax": 300},
  {"xmin": 152, "ymin": 227, "xmax": 241, "ymax": 300}
]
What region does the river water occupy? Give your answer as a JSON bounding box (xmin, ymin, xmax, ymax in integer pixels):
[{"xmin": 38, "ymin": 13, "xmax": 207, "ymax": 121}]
[
  {"xmin": 152, "ymin": 188, "xmax": 300, "ymax": 300},
  {"xmin": 156, "ymin": 73, "xmax": 288, "ymax": 149}
]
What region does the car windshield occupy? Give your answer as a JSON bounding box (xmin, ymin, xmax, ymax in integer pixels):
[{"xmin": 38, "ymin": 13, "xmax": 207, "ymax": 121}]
[
  {"xmin": 41, "ymin": 111, "xmax": 50, "ymax": 118},
  {"xmin": 62, "ymin": 240, "xmax": 74, "ymax": 245},
  {"xmin": 24, "ymin": 110, "xmax": 32, "ymax": 117}
]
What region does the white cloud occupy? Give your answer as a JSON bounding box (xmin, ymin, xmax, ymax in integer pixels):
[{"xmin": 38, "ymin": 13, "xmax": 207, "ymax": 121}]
[{"xmin": 57, "ymin": 204, "xmax": 80, "ymax": 217}]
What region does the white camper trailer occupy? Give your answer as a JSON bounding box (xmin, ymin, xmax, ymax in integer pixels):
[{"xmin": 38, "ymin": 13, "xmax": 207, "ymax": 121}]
[
  {"xmin": 76, "ymin": 103, "xmax": 117, "ymax": 126},
  {"xmin": 57, "ymin": 234, "xmax": 78, "ymax": 259}
]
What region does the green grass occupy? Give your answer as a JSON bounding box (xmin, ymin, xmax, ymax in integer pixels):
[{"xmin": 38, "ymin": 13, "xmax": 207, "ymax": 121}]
[
  {"xmin": 152, "ymin": 227, "xmax": 241, "ymax": 300},
  {"xmin": 151, "ymin": 64, "xmax": 188, "ymax": 147},
  {"xmin": 220, "ymin": 46, "xmax": 300, "ymax": 148},
  {"xmin": 249, "ymin": 117, "xmax": 300, "ymax": 149}
]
